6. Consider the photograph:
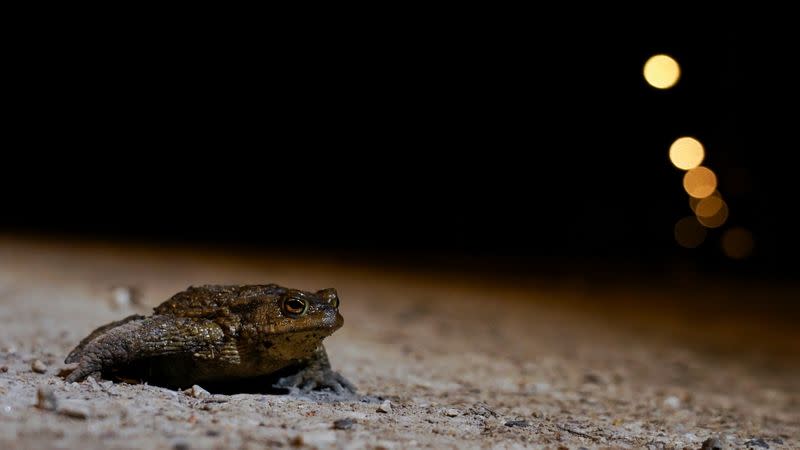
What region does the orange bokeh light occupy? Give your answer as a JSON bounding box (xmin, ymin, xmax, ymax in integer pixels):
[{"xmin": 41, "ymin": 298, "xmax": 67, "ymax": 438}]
[
  {"xmin": 683, "ymin": 166, "xmax": 717, "ymax": 199},
  {"xmin": 695, "ymin": 196, "xmax": 725, "ymax": 218},
  {"xmin": 721, "ymin": 227, "xmax": 754, "ymax": 259},
  {"xmin": 697, "ymin": 198, "xmax": 729, "ymax": 228},
  {"xmin": 674, "ymin": 216, "xmax": 706, "ymax": 248}
]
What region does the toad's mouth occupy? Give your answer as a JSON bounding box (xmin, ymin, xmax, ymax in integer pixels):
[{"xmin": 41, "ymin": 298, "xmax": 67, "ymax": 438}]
[
  {"xmin": 257, "ymin": 330, "xmax": 334, "ymax": 360},
  {"xmin": 264, "ymin": 311, "xmax": 343, "ymax": 336},
  {"xmin": 261, "ymin": 328, "xmax": 338, "ymax": 349}
]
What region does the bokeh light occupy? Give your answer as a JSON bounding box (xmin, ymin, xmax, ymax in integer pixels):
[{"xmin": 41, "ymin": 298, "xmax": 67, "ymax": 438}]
[
  {"xmin": 697, "ymin": 198, "xmax": 729, "ymax": 228},
  {"xmin": 674, "ymin": 216, "xmax": 706, "ymax": 248},
  {"xmin": 689, "ymin": 190, "xmax": 721, "ymax": 213},
  {"xmin": 694, "ymin": 195, "xmax": 725, "ymax": 218},
  {"xmin": 721, "ymin": 227, "xmax": 754, "ymax": 259},
  {"xmin": 669, "ymin": 137, "xmax": 705, "ymax": 170},
  {"xmin": 643, "ymin": 54, "xmax": 681, "ymax": 89},
  {"xmin": 683, "ymin": 166, "xmax": 717, "ymax": 198}
]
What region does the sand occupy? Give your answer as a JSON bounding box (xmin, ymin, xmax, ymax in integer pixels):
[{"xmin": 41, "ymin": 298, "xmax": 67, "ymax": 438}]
[{"xmin": 1, "ymin": 237, "xmax": 797, "ymax": 449}]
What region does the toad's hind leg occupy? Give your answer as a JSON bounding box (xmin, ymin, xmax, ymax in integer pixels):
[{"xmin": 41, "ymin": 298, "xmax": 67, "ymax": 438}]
[
  {"xmin": 65, "ymin": 314, "xmax": 146, "ymax": 364},
  {"xmin": 64, "ymin": 315, "xmax": 225, "ymax": 383}
]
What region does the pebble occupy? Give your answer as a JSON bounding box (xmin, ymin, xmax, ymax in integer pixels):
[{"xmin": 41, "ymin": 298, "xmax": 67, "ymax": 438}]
[
  {"xmin": 57, "ymin": 400, "xmax": 89, "ymax": 419},
  {"xmin": 184, "ymin": 385, "xmax": 210, "ymax": 398},
  {"xmin": 301, "ymin": 431, "xmax": 337, "ymax": 446},
  {"xmin": 504, "ymin": 419, "xmax": 530, "ymax": 427},
  {"xmin": 333, "ymin": 418, "xmax": 356, "ymax": 430},
  {"xmin": 444, "ymin": 408, "xmax": 460, "ymax": 417},
  {"xmin": 700, "ymin": 437, "xmax": 727, "ymax": 450},
  {"xmin": 470, "ymin": 403, "xmax": 498, "ymax": 417},
  {"xmin": 31, "ymin": 359, "xmax": 47, "ymax": 374},
  {"xmin": 36, "ymin": 386, "xmax": 58, "ymax": 411},
  {"xmin": 172, "ymin": 441, "xmax": 190, "ymax": 450},
  {"xmin": 744, "ymin": 438, "xmax": 769, "ymax": 449},
  {"xmin": 663, "ymin": 395, "xmax": 681, "ymax": 409},
  {"xmin": 583, "ymin": 373, "xmax": 602, "ymax": 384},
  {"xmin": 377, "ymin": 400, "xmax": 392, "ymax": 413},
  {"xmin": 109, "ymin": 285, "xmax": 142, "ymax": 309},
  {"xmin": 86, "ymin": 376, "xmax": 102, "ymax": 391},
  {"xmin": 532, "ymin": 382, "xmax": 550, "ymax": 393}
]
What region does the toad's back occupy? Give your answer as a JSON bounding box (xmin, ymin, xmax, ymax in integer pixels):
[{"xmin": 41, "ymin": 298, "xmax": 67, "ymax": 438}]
[{"xmin": 154, "ymin": 284, "xmax": 287, "ymax": 316}]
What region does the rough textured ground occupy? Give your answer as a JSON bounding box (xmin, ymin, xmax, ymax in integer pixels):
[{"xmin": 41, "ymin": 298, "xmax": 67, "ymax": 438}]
[{"xmin": 1, "ymin": 237, "xmax": 798, "ymax": 449}]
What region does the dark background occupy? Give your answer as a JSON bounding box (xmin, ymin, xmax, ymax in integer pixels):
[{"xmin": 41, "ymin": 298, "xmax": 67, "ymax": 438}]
[{"xmin": 3, "ymin": 20, "xmax": 797, "ymax": 282}]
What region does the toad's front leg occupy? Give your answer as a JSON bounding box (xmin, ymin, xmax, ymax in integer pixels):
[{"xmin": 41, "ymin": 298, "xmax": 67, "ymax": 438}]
[
  {"xmin": 64, "ymin": 315, "xmax": 226, "ymax": 383},
  {"xmin": 274, "ymin": 345, "xmax": 356, "ymax": 394}
]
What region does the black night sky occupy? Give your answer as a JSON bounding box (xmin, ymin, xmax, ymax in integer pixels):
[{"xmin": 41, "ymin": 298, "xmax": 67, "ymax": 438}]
[{"xmin": 3, "ymin": 21, "xmax": 797, "ymax": 281}]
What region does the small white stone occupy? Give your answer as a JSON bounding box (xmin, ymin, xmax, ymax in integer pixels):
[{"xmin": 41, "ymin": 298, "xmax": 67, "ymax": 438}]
[
  {"xmin": 663, "ymin": 395, "xmax": 681, "ymax": 409},
  {"xmin": 185, "ymin": 384, "xmax": 210, "ymax": 398},
  {"xmin": 377, "ymin": 400, "xmax": 392, "ymax": 413},
  {"xmin": 302, "ymin": 430, "xmax": 337, "ymax": 446},
  {"xmin": 444, "ymin": 408, "xmax": 460, "ymax": 417},
  {"xmin": 109, "ymin": 286, "xmax": 134, "ymax": 308},
  {"xmin": 192, "ymin": 385, "xmax": 211, "ymax": 398},
  {"xmin": 86, "ymin": 376, "xmax": 102, "ymax": 391},
  {"xmin": 532, "ymin": 382, "xmax": 550, "ymax": 393}
]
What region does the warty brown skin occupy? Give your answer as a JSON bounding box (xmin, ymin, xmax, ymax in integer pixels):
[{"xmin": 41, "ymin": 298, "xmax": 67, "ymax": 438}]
[{"xmin": 64, "ymin": 284, "xmax": 355, "ymax": 393}]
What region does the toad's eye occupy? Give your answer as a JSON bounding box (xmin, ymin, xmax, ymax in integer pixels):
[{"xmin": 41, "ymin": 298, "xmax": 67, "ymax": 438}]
[{"xmin": 282, "ymin": 296, "xmax": 308, "ymax": 316}]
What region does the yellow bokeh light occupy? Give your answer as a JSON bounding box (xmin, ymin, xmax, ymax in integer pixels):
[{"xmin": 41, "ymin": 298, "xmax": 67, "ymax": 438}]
[
  {"xmin": 669, "ymin": 137, "xmax": 705, "ymax": 170},
  {"xmin": 674, "ymin": 216, "xmax": 706, "ymax": 248},
  {"xmin": 643, "ymin": 54, "xmax": 681, "ymax": 89},
  {"xmin": 697, "ymin": 198, "xmax": 728, "ymax": 228},
  {"xmin": 721, "ymin": 227, "xmax": 754, "ymax": 259},
  {"xmin": 683, "ymin": 166, "xmax": 717, "ymax": 198}
]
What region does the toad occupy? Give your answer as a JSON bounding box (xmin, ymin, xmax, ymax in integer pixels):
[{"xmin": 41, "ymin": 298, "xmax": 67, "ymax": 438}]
[{"xmin": 64, "ymin": 284, "xmax": 354, "ymax": 393}]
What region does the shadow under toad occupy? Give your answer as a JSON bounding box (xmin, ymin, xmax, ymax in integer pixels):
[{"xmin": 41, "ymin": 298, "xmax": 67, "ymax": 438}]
[{"xmin": 61, "ymin": 359, "xmax": 378, "ymax": 403}]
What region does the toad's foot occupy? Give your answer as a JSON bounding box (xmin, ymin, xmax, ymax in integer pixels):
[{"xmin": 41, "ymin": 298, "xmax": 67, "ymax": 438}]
[
  {"xmin": 274, "ymin": 345, "xmax": 356, "ymax": 394},
  {"xmin": 274, "ymin": 366, "xmax": 356, "ymax": 394}
]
